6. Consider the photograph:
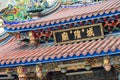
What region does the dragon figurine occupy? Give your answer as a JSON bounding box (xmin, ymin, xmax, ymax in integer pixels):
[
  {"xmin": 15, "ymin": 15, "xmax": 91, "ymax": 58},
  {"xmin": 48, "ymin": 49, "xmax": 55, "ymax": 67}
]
[
  {"xmin": 0, "ymin": 0, "xmax": 61, "ymax": 22},
  {"xmin": 1, "ymin": 2, "xmax": 31, "ymax": 22},
  {"xmin": 0, "ymin": 0, "xmax": 81, "ymax": 23}
]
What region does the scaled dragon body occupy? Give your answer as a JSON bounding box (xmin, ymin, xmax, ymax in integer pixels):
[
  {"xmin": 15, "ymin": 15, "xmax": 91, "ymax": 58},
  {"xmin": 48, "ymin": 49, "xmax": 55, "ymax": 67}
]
[{"xmin": 0, "ymin": 0, "xmax": 81, "ymax": 23}]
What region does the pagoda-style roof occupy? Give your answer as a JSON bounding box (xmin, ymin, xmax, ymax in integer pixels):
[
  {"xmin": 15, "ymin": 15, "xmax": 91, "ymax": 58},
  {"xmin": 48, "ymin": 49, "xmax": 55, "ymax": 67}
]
[
  {"xmin": 0, "ymin": 0, "xmax": 120, "ymax": 68},
  {"xmin": 0, "ymin": 32, "xmax": 12, "ymax": 46},
  {"xmin": 0, "ymin": 34, "xmax": 120, "ymax": 67},
  {"xmin": 4, "ymin": 0, "xmax": 120, "ymax": 32}
]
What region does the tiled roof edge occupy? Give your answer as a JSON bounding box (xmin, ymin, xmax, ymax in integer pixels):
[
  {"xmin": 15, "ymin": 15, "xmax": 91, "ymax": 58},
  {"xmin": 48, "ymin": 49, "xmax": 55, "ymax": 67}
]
[{"xmin": 0, "ymin": 35, "xmax": 13, "ymax": 46}]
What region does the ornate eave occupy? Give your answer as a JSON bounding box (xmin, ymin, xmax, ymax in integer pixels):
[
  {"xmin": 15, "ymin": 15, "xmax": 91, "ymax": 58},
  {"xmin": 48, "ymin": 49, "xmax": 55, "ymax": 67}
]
[
  {"xmin": 0, "ymin": 0, "xmax": 119, "ymax": 68},
  {"xmin": 0, "ymin": 32, "xmax": 119, "ymax": 67},
  {"xmin": 3, "ymin": 0, "xmax": 120, "ymax": 32}
]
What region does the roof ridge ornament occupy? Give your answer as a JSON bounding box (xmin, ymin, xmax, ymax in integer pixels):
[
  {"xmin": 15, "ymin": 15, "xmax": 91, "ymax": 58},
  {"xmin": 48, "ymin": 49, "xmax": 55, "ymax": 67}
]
[
  {"xmin": 0, "ymin": 0, "xmax": 106, "ymax": 24},
  {"xmin": 0, "ymin": 0, "xmax": 61, "ymax": 23}
]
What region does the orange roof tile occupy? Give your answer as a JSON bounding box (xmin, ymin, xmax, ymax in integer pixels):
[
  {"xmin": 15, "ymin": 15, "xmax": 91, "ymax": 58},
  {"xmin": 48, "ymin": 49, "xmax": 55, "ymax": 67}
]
[{"xmin": 0, "ymin": 35, "xmax": 120, "ymax": 66}]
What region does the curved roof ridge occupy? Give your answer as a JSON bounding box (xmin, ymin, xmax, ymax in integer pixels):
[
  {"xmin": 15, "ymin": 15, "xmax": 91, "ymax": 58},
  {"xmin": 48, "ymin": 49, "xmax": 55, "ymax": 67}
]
[
  {"xmin": 0, "ymin": 31, "xmax": 6, "ymax": 37},
  {"xmin": 0, "ymin": 35, "xmax": 119, "ymax": 67},
  {"xmin": 0, "ymin": 34, "xmax": 13, "ymax": 46},
  {"xmin": 0, "ymin": 33, "xmax": 9, "ymax": 40}
]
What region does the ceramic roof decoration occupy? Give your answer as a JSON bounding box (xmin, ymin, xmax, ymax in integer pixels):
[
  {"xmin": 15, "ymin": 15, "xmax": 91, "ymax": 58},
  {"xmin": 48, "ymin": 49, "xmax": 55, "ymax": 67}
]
[
  {"xmin": 1, "ymin": 0, "xmax": 119, "ymax": 32},
  {"xmin": 0, "ymin": 0, "xmax": 61, "ymax": 23},
  {"xmin": 0, "ymin": 0, "xmax": 85, "ymax": 25},
  {"xmin": 0, "ymin": 0, "xmax": 120, "ymax": 68}
]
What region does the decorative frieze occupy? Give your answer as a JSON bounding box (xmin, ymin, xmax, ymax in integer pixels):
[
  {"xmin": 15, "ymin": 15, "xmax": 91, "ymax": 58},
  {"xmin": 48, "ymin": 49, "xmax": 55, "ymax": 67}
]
[{"xmin": 17, "ymin": 66, "xmax": 27, "ymax": 80}]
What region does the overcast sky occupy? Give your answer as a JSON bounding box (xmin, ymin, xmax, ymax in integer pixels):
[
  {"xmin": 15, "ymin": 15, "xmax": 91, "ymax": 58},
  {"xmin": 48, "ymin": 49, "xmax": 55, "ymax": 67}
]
[
  {"xmin": 0, "ymin": 28, "xmax": 4, "ymax": 34},
  {"xmin": 0, "ymin": 19, "xmax": 4, "ymax": 34},
  {"xmin": 0, "ymin": 0, "xmax": 16, "ymax": 9}
]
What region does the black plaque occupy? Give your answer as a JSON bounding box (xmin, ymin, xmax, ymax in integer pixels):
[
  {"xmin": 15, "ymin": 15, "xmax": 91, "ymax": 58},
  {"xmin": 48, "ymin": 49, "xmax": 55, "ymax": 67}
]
[{"xmin": 53, "ymin": 23, "xmax": 104, "ymax": 45}]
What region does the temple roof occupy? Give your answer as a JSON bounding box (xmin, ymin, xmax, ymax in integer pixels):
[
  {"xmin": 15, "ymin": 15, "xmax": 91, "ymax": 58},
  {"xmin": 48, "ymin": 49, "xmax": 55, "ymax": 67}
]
[
  {"xmin": 4, "ymin": 0, "xmax": 120, "ymax": 32},
  {"xmin": 0, "ymin": 0, "xmax": 120, "ymax": 67},
  {"xmin": 0, "ymin": 33, "xmax": 120, "ymax": 67},
  {"xmin": 0, "ymin": 32, "xmax": 12, "ymax": 46}
]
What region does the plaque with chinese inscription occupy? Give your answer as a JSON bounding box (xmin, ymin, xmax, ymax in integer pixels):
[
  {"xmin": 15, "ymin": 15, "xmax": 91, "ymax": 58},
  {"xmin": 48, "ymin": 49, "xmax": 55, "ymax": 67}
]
[{"xmin": 53, "ymin": 23, "xmax": 104, "ymax": 45}]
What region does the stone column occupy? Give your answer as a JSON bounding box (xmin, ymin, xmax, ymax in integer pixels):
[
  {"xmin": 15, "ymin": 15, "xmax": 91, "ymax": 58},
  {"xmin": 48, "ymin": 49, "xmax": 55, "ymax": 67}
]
[
  {"xmin": 17, "ymin": 66, "xmax": 27, "ymax": 80},
  {"xmin": 36, "ymin": 65, "xmax": 42, "ymax": 80}
]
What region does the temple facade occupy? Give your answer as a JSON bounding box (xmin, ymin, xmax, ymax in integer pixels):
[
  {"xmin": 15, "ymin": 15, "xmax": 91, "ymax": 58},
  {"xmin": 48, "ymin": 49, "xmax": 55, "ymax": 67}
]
[{"xmin": 0, "ymin": 0, "xmax": 120, "ymax": 80}]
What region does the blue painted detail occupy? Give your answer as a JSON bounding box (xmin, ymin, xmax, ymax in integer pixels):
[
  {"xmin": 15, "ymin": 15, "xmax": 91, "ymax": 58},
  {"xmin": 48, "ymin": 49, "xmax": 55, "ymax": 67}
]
[
  {"xmin": 0, "ymin": 32, "xmax": 7, "ymax": 40},
  {"xmin": 4, "ymin": 10, "xmax": 120, "ymax": 32},
  {"xmin": 0, "ymin": 32, "xmax": 6, "ymax": 38},
  {"xmin": 0, "ymin": 48, "xmax": 119, "ymax": 68},
  {"xmin": 0, "ymin": 35, "xmax": 12, "ymax": 46}
]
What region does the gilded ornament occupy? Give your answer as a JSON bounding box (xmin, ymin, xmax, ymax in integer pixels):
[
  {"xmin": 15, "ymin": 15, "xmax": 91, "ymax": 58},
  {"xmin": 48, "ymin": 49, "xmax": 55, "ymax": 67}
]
[{"xmin": 87, "ymin": 27, "xmax": 95, "ymax": 37}]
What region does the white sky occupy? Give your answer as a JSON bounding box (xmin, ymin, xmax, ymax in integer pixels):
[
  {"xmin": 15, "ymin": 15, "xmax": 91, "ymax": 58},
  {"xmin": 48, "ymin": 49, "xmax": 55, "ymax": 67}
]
[
  {"xmin": 0, "ymin": 28, "xmax": 4, "ymax": 34},
  {"xmin": 0, "ymin": 19, "xmax": 4, "ymax": 34}
]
